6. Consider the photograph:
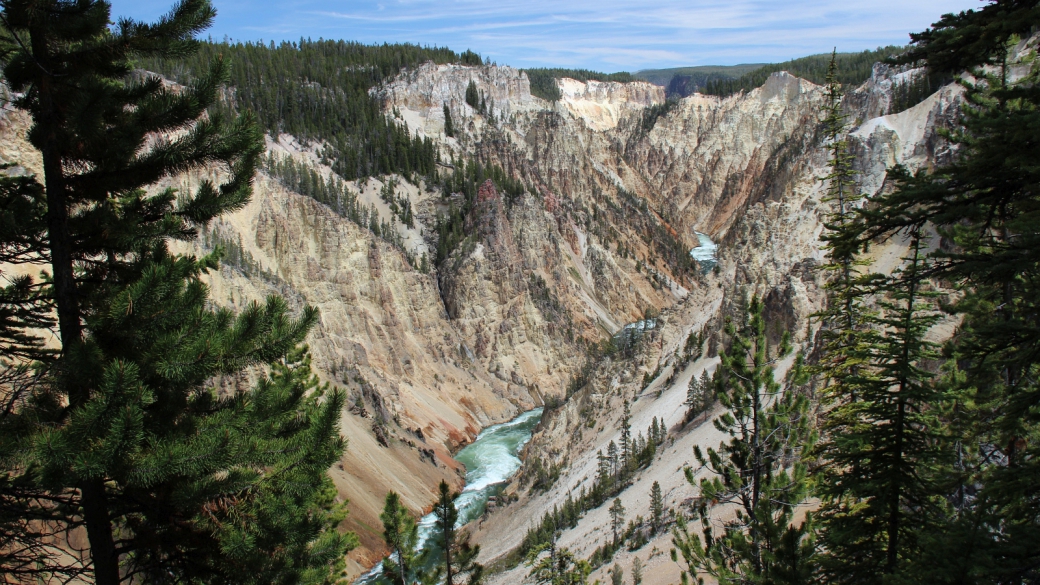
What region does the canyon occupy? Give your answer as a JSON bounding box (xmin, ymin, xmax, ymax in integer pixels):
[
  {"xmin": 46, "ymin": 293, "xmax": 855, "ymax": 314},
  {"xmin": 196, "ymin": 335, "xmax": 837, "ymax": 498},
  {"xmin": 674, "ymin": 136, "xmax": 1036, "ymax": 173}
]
[{"xmin": 0, "ymin": 47, "xmax": 966, "ymax": 582}]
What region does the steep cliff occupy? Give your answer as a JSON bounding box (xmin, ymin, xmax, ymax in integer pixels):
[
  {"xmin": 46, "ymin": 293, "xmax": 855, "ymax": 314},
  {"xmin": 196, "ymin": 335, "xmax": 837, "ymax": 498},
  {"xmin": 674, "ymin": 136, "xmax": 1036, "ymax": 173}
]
[{"xmin": 374, "ymin": 62, "xmax": 962, "ymax": 583}]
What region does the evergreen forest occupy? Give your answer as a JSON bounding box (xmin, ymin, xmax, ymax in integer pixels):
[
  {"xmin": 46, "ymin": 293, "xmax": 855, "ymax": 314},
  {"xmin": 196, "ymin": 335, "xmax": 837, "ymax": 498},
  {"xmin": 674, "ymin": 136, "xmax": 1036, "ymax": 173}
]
[
  {"xmin": 701, "ymin": 46, "xmax": 905, "ymax": 96},
  {"xmin": 522, "ymin": 68, "xmax": 635, "ymax": 101},
  {"xmin": 140, "ymin": 39, "xmax": 475, "ymax": 181}
]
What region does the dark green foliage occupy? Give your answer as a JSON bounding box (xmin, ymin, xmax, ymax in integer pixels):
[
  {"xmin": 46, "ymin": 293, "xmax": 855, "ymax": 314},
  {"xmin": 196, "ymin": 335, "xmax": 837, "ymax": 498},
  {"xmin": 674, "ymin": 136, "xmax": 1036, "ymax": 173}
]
[
  {"xmin": 638, "ymin": 99, "xmax": 679, "ymax": 134},
  {"xmin": 633, "ymin": 64, "xmax": 766, "ymax": 91},
  {"xmin": 379, "ymin": 178, "xmax": 414, "ymax": 228},
  {"xmin": 635, "ymin": 64, "xmax": 768, "ymax": 98},
  {"xmin": 816, "ymin": 3, "xmax": 1040, "ymax": 582},
  {"xmin": 673, "ymin": 297, "xmax": 815, "ymax": 585},
  {"xmin": 433, "ymin": 160, "xmax": 530, "ymax": 267},
  {"xmin": 682, "ymin": 328, "xmax": 704, "ymax": 361},
  {"xmin": 814, "ymin": 230, "xmax": 946, "ymax": 584},
  {"xmin": 431, "ymin": 480, "xmax": 484, "ymax": 585},
  {"xmin": 0, "ymin": 172, "xmax": 53, "ymax": 362},
  {"xmin": 201, "ymin": 223, "xmax": 277, "ymax": 281},
  {"xmin": 888, "ymin": 70, "xmax": 950, "ymax": 114},
  {"xmin": 459, "ymin": 49, "xmax": 483, "ymax": 66},
  {"xmin": 0, "ymin": 363, "xmax": 86, "ymax": 583},
  {"xmin": 465, "ymin": 80, "xmax": 480, "ymax": 109},
  {"xmin": 650, "ymin": 481, "xmax": 664, "ymax": 534},
  {"xmin": 381, "ymin": 491, "xmax": 423, "ymax": 585},
  {"xmin": 263, "ymin": 153, "xmax": 414, "ymax": 255},
  {"xmin": 518, "ymin": 412, "xmax": 669, "ymax": 565},
  {"xmin": 894, "ymin": 0, "xmax": 1040, "ymax": 76},
  {"xmin": 609, "ymin": 498, "xmax": 626, "ymax": 547},
  {"xmin": 265, "ymin": 153, "xmax": 356, "ymax": 213},
  {"xmin": 684, "ymin": 368, "xmax": 716, "ymax": 423},
  {"xmin": 444, "ymin": 103, "xmax": 455, "ymax": 137},
  {"xmin": 525, "ymin": 531, "xmax": 592, "ymax": 585},
  {"xmin": 611, "ymin": 320, "xmax": 654, "ymax": 358},
  {"xmin": 812, "ymin": 50, "xmax": 872, "ymax": 412},
  {"xmin": 813, "ymin": 50, "xmax": 947, "ymax": 584},
  {"xmin": 523, "ymin": 68, "xmax": 635, "ymax": 102},
  {"xmin": 526, "ymin": 455, "xmax": 564, "ymax": 494},
  {"xmin": 620, "ymin": 401, "xmax": 632, "ymax": 471},
  {"xmin": 702, "ymin": 46, "xmax": 906, "ymax": 97},
  {"xmin": 140, "ymin": 38, "xmax": 466, "ymax": 182},
  {"xmin": 0, "ymin": 0, "xmax": 354, "ymax": 582}
]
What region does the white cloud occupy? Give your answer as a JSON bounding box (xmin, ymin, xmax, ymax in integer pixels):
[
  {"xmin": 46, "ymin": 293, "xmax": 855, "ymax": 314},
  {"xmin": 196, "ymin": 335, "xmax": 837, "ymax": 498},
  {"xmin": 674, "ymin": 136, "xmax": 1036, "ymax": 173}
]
[{"xmin": 110, "ymin": 0, "xmax": 985, "ymax": 71}]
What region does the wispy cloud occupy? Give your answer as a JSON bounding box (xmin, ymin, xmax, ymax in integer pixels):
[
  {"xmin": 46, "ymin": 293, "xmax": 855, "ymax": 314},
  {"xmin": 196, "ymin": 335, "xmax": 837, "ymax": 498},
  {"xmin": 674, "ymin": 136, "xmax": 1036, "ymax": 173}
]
[{"xmin": 110, "ymin": 0, "xmax": 983, "ymax": 71}]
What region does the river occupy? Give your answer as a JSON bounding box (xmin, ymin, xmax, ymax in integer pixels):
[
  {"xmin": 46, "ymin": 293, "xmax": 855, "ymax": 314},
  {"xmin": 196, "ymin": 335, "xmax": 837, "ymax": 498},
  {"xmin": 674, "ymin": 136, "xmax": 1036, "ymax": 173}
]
[
  {"xmin": 358, "ymin": 407, "xmax": 544, "ymax": 583},
  {"xmin": 689, "ymin": 231, "xmax": 718, "ymax": 273}
]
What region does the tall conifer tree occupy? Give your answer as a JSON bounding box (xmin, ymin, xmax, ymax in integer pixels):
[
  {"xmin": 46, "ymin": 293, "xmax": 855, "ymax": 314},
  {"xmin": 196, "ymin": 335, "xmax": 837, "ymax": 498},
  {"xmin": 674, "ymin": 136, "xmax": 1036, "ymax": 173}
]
[
  {"xmin": 431, "ymin": 480, "xmax": 483, "ymax": 585},
  {"xmin": 813, "ymin": 49, "xmax": 871, "ymax": 408},
  {"xmin": 381, "ymin": 491, "xmax": 422, "ymax": 585},
  {"xmin": 823, "ymin": 2, "xmax": 1040, "ymax": 581},
  {"xmin": 672, "ymin": 297, "xmax": 814, "ymax": 585},
  {"xmin": 650, "ymin": 481, "xmax": 664, "ymax": 534},
  {"xmin": 0, "ymin": 0, "xmax": 355, "ymax": 582},
  {"xmin": 814, "ymin": 229, "xmax": 946, "ymax": 584}
]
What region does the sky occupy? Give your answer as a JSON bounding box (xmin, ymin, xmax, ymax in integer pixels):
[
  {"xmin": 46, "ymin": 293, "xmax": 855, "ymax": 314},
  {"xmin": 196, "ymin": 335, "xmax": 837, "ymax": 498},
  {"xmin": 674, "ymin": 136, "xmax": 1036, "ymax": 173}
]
[{"xmin": 107, "ymin": 0, "xmax": 984, "ymax": 73}]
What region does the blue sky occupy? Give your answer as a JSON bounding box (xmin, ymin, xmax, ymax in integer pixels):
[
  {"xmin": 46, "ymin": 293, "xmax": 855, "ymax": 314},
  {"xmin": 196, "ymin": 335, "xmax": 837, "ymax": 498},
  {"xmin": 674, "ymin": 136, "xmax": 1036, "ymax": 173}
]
[{"xmin": 109, "ymin": 0, "xmax": 983, "ymax": 72}]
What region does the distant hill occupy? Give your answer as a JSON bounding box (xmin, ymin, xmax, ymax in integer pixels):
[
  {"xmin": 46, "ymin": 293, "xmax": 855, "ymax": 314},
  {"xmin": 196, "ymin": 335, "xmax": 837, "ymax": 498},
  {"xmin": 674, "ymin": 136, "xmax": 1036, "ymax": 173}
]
[
  {"xmin": 701, "ymin": 47, "xmax": 907, "ymax": 97},
  {"xmin": 634, "ymin": 46, "xmax": 909, "ymax": 99},
  {"xmin": 633, "ymin": 64, "xmax": 766, "ymax": 98}
]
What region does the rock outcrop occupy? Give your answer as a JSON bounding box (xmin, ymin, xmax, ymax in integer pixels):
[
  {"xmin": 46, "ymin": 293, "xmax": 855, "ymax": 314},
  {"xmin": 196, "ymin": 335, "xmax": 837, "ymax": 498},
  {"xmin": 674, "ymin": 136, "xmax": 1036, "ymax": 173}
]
[{"xmin": 374, "ymin": 63, "xmax": 963, "ymax": 584}]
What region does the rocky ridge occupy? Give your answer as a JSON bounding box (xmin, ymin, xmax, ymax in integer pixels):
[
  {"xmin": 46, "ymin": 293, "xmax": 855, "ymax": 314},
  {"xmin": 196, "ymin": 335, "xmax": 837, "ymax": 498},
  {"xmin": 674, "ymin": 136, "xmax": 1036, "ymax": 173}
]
[{"xmin": 372, "ymin": 64, "xmax": 962, "ymax": 584}]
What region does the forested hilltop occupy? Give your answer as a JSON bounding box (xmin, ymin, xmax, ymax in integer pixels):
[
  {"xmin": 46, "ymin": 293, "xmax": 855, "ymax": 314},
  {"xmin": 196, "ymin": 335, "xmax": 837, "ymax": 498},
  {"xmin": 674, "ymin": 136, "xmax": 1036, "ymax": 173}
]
[
  {"xmin": 522, "ymin": 68, "xmax": 635, "ymax": 101},
  {"xmin": 142, "ymin": 40, "xmax": 484, "ymax": 181},
  {"xmin": 632, "ymin": 63, "xmax": 765, "ymax": 98},
  {"xmin": 699, "ymin": 46, "xmax": 906, "ymax": 95}
]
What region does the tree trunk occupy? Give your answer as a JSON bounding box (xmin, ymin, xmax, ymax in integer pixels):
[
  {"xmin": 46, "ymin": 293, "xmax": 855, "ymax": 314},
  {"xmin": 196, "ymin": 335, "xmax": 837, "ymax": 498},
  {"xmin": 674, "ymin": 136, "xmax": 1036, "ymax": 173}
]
[{"xmin": 31, "ymin": 25, "xmax": 120, "ymax": 585}]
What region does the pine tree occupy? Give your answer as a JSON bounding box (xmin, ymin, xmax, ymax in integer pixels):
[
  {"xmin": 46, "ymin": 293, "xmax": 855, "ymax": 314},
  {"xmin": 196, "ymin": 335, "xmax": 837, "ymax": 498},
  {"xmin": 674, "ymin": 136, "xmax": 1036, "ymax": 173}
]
[
  {"xmin": 700, "ymin": 369, "xmax": 712, "ymax": 403},
  {"xmin": 620, "ymin": 400, "xmax": 632, "ymax": 472},
  {"xmin": 814, "ymin": 49, "xmax": 871, "ymax": 408},
  {"xmin": 0, "ymin": 0, "xmax": 354, "ymax": 582},
  {"xmin": 465, "ymin": 80, "xmax": 480, "ymax": 110},
  {"xmin": 609, "ymin": 498, "xmax": 626, "ymax": 547},
  {"xmin": 672, "ymin": 297, "xmax": 815, "ymax": 585},
  {"xmin": 650, "ymin": 481, "xmax": 664, "ymax": 534},
  {"xmin": 815, "ymin": 3, "xmax": 1040, "ymax": 581},
  {"xmin": 525, "ymin": 530, "xmax": 592, "ymax": 585},
  {"xmin": 596, "ymin": 449, "xmax": 612, "ymax": 491},
  {"xmin": 382, "ymin": 491, "xmax": 422, "ymax": 585},
  {"xmin": 0, "ymin": 173, "xmax": 69, "ymax": 581},
  {"xmin": 632, "ymin": 556, "xmax": 644, "ymax": 585},
  {"xmin": 444, "ymin": 103, "xmax": 455, "ymax": 137},
  {"xmin": 431, "ymin": 480, "xmax": 484, "ymax": 585},
  {"xmin": 685, "ymin": 375, "xmax": 701, "ymax": 422},
  {"xmin": 607, "ymin": 441, "xmax": 620, "ymax": 488},
  {"xmin": 815, "ymin": 227, "xmax": 945, "ymax": 584},
  {"xmin": 609, "ymin": 563, "xmax": 624, "ymax": 585}
]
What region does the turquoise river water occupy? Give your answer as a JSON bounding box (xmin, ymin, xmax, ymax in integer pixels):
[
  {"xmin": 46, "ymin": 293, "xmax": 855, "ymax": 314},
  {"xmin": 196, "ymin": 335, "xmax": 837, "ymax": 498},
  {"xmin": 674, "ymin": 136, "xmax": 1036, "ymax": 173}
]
[
  {"xmin": 690, "ymin": 231, "xmax": 718, "ymax": 273},
  {"xmin": 358, "ymin": 407, "xmax": 544, "ymax": 583}
]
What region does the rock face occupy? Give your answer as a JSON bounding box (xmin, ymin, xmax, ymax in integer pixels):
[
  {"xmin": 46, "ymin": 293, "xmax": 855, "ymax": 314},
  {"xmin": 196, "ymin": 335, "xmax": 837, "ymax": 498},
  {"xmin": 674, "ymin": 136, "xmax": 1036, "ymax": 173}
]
[
  {"xmin": 372, "ymin": 63, "xmax": 964, "ymax": 584},
  {"xmin": 0, "ymin": 50, "xmax": 966, "ymax": 579}
]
